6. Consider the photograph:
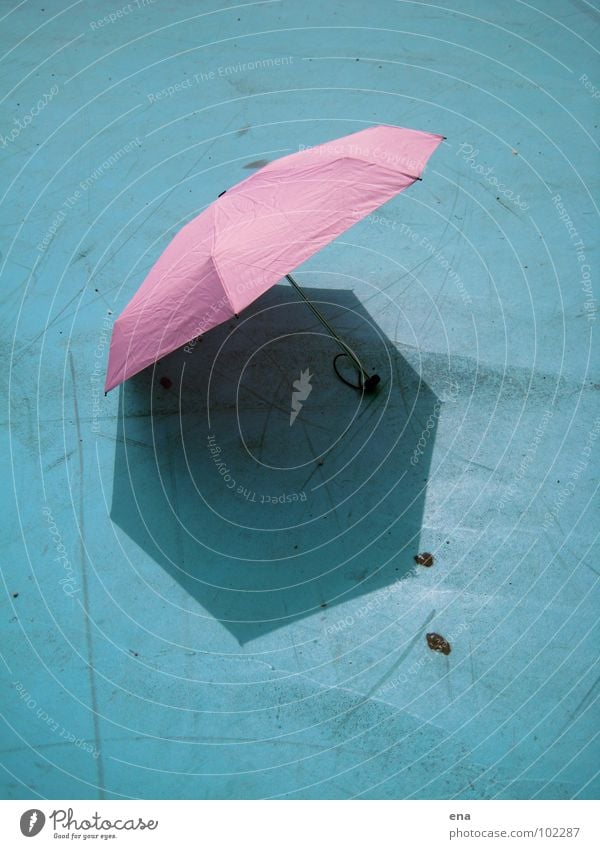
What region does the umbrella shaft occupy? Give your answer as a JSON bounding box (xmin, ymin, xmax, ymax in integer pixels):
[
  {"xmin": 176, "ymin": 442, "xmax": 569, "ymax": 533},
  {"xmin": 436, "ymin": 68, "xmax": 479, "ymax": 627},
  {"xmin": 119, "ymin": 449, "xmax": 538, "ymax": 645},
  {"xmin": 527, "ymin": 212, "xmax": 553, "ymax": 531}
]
[{"xmin": 285, "ymin": 274, "xmax": 368, "ymax": 378}]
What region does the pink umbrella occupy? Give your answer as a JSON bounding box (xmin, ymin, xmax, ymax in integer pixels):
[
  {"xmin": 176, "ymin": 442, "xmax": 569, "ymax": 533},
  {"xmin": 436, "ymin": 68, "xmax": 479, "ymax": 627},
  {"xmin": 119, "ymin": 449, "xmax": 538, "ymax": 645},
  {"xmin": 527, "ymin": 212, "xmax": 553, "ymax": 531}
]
[{"xmin": 105, "ymin": 124, "xmax": 444, "ymax": 393}]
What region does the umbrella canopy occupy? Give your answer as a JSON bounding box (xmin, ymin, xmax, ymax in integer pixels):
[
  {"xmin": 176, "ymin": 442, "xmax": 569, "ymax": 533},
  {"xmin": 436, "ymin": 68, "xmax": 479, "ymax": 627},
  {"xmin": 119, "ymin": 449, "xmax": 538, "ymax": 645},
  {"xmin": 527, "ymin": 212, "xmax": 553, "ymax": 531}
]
[{"xmin": 105, "ymin": 124, "xmax": 443, "ymax": 392}]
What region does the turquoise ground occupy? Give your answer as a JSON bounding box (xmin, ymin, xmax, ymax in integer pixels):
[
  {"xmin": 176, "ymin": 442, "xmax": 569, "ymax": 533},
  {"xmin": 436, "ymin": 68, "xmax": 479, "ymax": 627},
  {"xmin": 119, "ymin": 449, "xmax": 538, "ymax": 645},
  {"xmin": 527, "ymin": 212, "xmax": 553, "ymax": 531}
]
[{"xmin": 1, "ymin": 0, "xmax": 599, "ymax": 799}]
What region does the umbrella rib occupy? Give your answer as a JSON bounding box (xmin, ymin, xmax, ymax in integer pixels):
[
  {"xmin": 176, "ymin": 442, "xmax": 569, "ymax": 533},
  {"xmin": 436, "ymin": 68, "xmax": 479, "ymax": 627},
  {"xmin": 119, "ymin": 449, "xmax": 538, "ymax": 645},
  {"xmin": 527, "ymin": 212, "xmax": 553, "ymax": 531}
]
[{"xmin": 208, "ymin": 252, "xmax": 237, "ymax": 315}]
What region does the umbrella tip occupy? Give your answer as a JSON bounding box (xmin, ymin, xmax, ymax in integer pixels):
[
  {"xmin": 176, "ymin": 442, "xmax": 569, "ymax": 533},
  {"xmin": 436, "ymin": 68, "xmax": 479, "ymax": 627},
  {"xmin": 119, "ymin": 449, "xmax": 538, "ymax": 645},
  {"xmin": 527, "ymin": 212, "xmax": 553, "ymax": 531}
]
[
  {"xmin": 218, "ymin": 190, "xmax": 227, "ymax": 197},
  {"xmin": 363, "ymin": 374, "xmax": 381, "ymax": 393}
]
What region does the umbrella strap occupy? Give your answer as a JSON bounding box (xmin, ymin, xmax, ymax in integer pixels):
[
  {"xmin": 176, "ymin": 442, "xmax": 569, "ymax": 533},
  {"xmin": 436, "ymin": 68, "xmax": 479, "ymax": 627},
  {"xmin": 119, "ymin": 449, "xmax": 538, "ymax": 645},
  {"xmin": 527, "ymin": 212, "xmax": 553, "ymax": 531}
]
[
  {"xmin": 286, "ymin": 274, "xmax": 379, "ymax": 392},
  {"xmin": 333, "ymin": 352, "xmax": 362, "ymax": 389}
]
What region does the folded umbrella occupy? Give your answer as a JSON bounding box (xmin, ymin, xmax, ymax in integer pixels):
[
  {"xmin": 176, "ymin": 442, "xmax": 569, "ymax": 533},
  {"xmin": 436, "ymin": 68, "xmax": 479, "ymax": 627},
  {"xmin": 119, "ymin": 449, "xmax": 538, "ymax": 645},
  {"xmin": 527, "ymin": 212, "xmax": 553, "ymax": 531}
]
[{"xmin": 105, "ymin": 124, "xmax": 444, "ymax": 393}]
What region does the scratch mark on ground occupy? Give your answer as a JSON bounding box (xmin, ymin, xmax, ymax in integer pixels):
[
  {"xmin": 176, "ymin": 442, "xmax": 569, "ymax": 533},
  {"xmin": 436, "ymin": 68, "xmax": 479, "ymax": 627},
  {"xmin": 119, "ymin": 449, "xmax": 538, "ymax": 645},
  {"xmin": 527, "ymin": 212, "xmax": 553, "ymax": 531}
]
[
  {"xmin": 45, "ymin": 449, "xmax": 75, "ymax": 471},
  {"xmin": 0, "ymin": 651, "xmax": 13, "ymax": 675},
  {"xmin": 562, "ymin": 670, "xmax": 600, "ymax": 734},
  {"xmin": 469, "ymin": 639, "xmax": 476, "ymax": 688},
  {"xmin": 360, "ymin": 609, "xmax": 437, "ymax": 703},
  {"xmin": 69, "ymin": 352, "xmax": 106, "ymax": 798},
  {"xmin": 14, "ymin": 287, "xmax": 86, "ymax": 363},
  {"xmin": 454, "ymin": 454, "xmax": 496, "ymax": 473}
]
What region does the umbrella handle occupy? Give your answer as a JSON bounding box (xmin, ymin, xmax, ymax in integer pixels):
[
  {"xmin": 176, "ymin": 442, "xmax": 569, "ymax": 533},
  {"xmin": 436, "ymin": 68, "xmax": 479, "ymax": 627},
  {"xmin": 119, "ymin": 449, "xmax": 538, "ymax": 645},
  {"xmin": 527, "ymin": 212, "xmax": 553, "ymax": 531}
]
[
  {"xmin": 286, "ymin": 274, "xmax": 381, "ymax": 394},
  {"xmin": 333, "ymin": 352, "xmax": 381, "ymax": 392},
  {"xmin": 363, "ymin": 372, "xmax": 382, "ymax": 392}
]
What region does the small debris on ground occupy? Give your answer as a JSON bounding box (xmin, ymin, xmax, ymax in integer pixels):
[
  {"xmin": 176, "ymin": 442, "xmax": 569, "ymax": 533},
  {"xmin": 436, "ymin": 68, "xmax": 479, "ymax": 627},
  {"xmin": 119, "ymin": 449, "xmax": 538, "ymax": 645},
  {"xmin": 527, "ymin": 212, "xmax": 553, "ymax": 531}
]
[
  {"xmin": 415, "ymin": 552, "xmax": 435, "ymax": 567},
  {"xmin": 243, "ymin": 159, "xmax": 270, "ymax": 169},
  {"xmin": 426, "ymin": 633, "xmax": 451, "ymax": 655},
  {"xmin": 159, "ymin": 377, "xmax": 172, "ymax": 389}
]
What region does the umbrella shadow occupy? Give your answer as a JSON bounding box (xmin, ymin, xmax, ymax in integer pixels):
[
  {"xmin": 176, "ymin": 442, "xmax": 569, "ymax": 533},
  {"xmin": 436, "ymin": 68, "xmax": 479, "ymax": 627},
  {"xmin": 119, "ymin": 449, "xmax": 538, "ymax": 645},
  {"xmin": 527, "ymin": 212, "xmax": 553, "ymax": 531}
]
[{"xmin": 110, "ymin": 284, "xmax": 442, "ymax": 644}]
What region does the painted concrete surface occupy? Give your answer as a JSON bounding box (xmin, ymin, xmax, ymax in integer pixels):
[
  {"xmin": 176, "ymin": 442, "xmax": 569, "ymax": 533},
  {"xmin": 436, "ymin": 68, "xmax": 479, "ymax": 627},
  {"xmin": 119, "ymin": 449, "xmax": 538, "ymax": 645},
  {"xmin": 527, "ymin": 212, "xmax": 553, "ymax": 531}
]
[{"xmin": 1, "ymin": 0, "xmax": 599, "ymax": 799}]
